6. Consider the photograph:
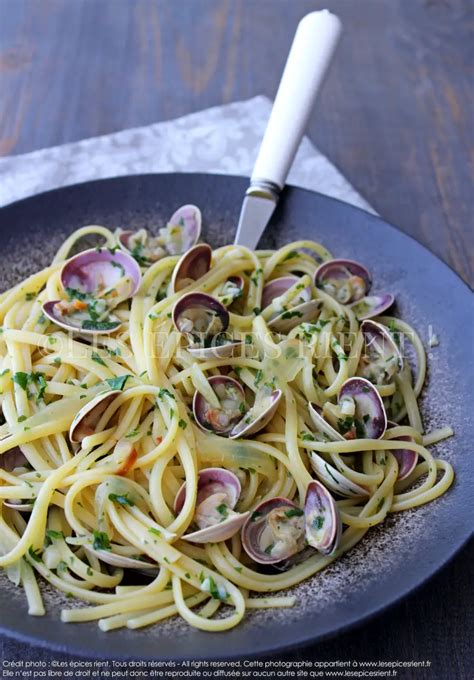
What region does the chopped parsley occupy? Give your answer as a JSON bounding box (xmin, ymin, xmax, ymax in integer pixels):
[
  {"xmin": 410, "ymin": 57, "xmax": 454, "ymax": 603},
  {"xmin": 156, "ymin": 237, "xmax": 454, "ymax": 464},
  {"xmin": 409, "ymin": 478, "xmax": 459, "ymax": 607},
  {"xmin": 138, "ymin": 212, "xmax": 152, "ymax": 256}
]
[
  {"xmin": 81, "ymin": 320, "xmax": 117, "ymax": 331},
  {"xmin": 284, "ymin": 508, "xmax": 304, "ymax": 518},
  {"xmin": 312, "ymin": 516, "xmax": 325, "ymax": 530},
  {"xmin": 178, "ymin": 419, "xmax": 187, "ymax": 430},
  {"xmin": 92, "ymin": 531, "xmax": 111, "ymax": 551},
  {"xmin": 91, "ymin": 351, "xmax": 107, "ymax": 366},
  {"xmin": 108, "ymin": 493, "xmax": 135, "ymax": 507},
  {"xmin": 28, "ymin": 546, "xmax": 42, "ymax": 562},
  {"xmin": 46, "ymin": 529, "xmax": 64, "ymax": 541},
  {"xmin": 105, "ymin": 374, "xmax": 131, "ymax": 391}
]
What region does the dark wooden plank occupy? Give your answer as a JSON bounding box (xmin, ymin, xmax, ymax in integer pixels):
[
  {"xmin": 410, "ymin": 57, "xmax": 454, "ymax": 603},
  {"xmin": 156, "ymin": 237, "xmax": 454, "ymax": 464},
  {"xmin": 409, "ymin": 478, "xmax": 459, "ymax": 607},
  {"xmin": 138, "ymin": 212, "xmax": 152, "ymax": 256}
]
[{"xmin": 0, "ymin": 0, "xmax": 472, "ymax": 675}]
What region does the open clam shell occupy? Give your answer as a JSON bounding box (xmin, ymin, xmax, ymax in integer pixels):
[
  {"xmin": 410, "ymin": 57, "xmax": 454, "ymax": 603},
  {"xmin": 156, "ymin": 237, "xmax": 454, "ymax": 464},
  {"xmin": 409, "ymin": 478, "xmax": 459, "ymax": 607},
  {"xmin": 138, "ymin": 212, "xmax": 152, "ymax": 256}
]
[
  {"xmin": 193, "ymin": 376, "xmax": 246, "ymax": 435},
  {"xmin": 349, "ymin": 293, "xmax": 395, "ymax": 320},
  {"xmin": 43, "ymin": 248, "xmax": 141, "ymax": 335},
  {"xmin": 174, "ymin": 468, "xmax": 248, "ymax": 543},
  {"xmin": 170, "ymin": 243, "xmax": 212, "ymax": 293},
  {"xmin": 262, "ymin": 276, "xmax": 321, "ymax": 333},
  {"xmin": 229, "ymin": 389, "xmax": 282, "ymax": 439},
  {"xmin": 314, "ymin": 259, "xmax": 371, "ymax": 304},
  {"xmin": 164, "ymin": 204, "xmax": 202, "ymax": 255},
  {"xmin": 308, "ymin": 402, "xmax": 345, "ymax": 442},
  {"xmin": 386, "ymin": 421, "xmax": 418, "ymax": 481},
  {"xmin": 173, "ymin": 292, "xmax": 229, "ymax": 340},
  {"xmin": 173, "ymin": 292, "xmax": 243, "ymax": 358},
  {"xmin": 83, "ymin": 545, "xmax": 159, "ymax": 575},
  {"xmin": 119, "ymin": 205, "xmax": 201, "ymax": 264},
  {"xmin": 69, "ymin": 390, "xmax": 121, "ymax": 444},
  {"xmin": 0, "ymin": 447, "xmax": 28, "ymax": 472},
  {"xmin": 241, "ymin": 497, "xmax": 305, "ymax": 565},
  {"xmin": 359, "ymin": 319, "xmax": 403, "ymax": 384},
  {"xmin": 309, "ymin": 452, "xmax": 370, "ymax": 498},
  {"xmin": 304, "ymin": 480, "xmax": 342, "ymax": 555},
  {"xmin": 338, "ymin": 377, "xmax": 387, "ymax": 439}
]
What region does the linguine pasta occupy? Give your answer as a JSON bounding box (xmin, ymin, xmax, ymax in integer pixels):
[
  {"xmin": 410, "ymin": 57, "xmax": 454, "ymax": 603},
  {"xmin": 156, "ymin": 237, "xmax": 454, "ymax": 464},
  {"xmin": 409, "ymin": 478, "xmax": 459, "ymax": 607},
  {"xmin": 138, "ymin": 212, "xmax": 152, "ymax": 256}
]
[{"xmin": 0, "ymin": 211, "xmax": 454, "ymax": 632}]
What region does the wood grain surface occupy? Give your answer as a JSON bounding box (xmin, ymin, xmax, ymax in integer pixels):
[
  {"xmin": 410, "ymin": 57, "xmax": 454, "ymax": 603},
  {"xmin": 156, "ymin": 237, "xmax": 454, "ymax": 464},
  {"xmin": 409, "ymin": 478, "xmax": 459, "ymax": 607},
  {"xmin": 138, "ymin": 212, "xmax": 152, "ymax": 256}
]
[{"xmin": 0, "ymin": 0, "xmax": 472, "ymax": 677}]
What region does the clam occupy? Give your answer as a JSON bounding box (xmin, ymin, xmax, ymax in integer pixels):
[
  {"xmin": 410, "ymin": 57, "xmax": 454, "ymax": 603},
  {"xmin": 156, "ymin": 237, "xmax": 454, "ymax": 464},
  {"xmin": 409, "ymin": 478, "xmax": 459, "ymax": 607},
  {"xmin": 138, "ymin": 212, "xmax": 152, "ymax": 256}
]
[
  {"xmin": 172, "ymin": 292, "xmax": 242, "ymax": 359},
  {"xmin": 0, "ymin": 447, "xmax": 28, "ymax": 472},
  {"xmin": 118, "ymin": 204, "xmax": 201, "ymax": 264},
  {"xmin": 174, "ymin": 468, "xmax": 249, "ymax": 543},
  {"xmin": 349, "ymin": 293, "xmax": 395, "ymax": 320},
  {"xmin": 193, "ymin": 376, "xmax": 246, "ymax": 435},
  {"xmin": 229, "ymin": 388, "xmax": 282, "ymax": 439},
  {"xmin": 386, "ymin": 420, "xmax": 418, "ymax": 481},
  {"xmin": 308, "ymin": 402, "xmax": 345, "ymax": 442},
  {"xmin": 69, "ymin": 390, "xmax": 121, "ymax": 444},
  {"xmin": 314, "ymin": 259, "xmax": 371, "ymax": 304},
  {"xmin": 43, "ymin": 248, "xmax": 141, "ymax": 335},
  {"xmin": 304, "ymin": 480, "xmax": 341, "ymax": 555},
  {"xmin": 241, "ymin": 497, "xmax": 305, "ymax": 565},
  {"xmin": 358, "ymin": 319, "xmax": 403, "ymax": 384},
  {"xmin": 308, "ymin": 452, "xmax": 370, "ymax": 498},
  {"xmin": 309, "ymin": 377, "xmax": 387, "ymax": 441},
  {"xmin": 314, "ymin": 259, "xmax": 393, "ymax": 318},
  {"xmin": 262, "ymin": 276, "xmax": 321, "ymax": 333},
  {"xmin": 170, "ymin": 243, "xmax": 212, "ymax": 293},
  {"xmin": 83, "ymin": 544, "xmax": 159, "ymax": 574}
]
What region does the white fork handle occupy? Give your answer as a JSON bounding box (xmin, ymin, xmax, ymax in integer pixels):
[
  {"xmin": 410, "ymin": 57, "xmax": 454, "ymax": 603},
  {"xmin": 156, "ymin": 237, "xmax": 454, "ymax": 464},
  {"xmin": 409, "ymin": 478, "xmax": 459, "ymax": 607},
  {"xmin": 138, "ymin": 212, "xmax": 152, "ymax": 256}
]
[{"xmin": 251, "ymin": 10, "xmax": 342, "ymax": 191}]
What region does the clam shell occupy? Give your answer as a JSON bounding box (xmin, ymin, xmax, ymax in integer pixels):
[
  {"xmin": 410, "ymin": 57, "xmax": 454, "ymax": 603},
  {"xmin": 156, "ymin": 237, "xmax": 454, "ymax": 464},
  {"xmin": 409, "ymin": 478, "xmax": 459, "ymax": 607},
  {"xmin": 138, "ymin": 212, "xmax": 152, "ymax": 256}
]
[
  {"xmin": 308, "ymin": 402, "xmax": 345, "ymax": 441},
  {"xmin": 0, "ymin": 447, "xmax": 28, "ymax": 472},
  {"xmin": 338, "ymin": 377, "xmax": 387, "ymax": 439},
  {"xmin": 69, "ymin": 390, "xmax": 121, "ymax": 444},
  {"xmin": 386, "ymin": 421, "xmax": 418, "ymax": 481},
  {"xmin": 349, "ymin": 293, "xmax": 395, "ymax": 320},
  {"xmin": 229, "ymin": 389, "xmax": 282, "ymax": 439},
  {"xmin": 83, "ymin": 545, "xmax": 159, "ymax": 574},
  {"xmin": 359, "ymin": 319, "xmax": 403, "ymax": 382},
  {"xmin": 172, "ymin": 292, "xmax": 229, "ymax": 339},
  {"xmin": 187, "ymin": 340, "xmax": 244, "ymax": 360},
  {"xmin": 174, "ymin": 467, "xmax": 245, "ymax": 544},
  {"xmin": 219, "ymin": 276, "xmax": 244, "ymax": 305},
  {"xmin": 304, "ymin": 480, "xmax": 341, "ymax": 555},
  {"xmin": 314, "ymin": 259, "xmax": 371, "ymax": 303},
  {"xmin": 262, "ymin": 276, "xmax": 311, "ymax": 310},
  {"xmin": 241, "ymin": 497, "xmax": 305, "ymax": 565},
  {"xmin": 262, "ymin": 276, "xmax": 320, "ymax": 333},
  {"xmin": 170, "ymin": 243, "xmax": 212, "ymax": 293},
  {"xmin": 193, "ymin": 376, "xmax": 246, "ymax": 435},
  {"xmin": 42, "ymin": 301, "xmax": 121, "ymax": 335},
  {"xmin": 309, "ymin": 452, "xmax": 370, "ymax": 498},
  {"xmin": 165, "ymin": 204, "xmax": 202, "ymax": 255},
  {"xmin": 61, "ymin": 248, "xmax": 141, "ymax": 298}
]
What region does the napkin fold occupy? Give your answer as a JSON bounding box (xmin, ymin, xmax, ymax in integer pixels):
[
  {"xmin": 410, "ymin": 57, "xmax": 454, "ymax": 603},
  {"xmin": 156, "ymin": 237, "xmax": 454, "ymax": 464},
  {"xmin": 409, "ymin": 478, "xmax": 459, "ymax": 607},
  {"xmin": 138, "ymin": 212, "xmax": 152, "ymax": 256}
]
[{"xmin": 0, "ymin": 96, "xmax": 373, "ymax": 213}]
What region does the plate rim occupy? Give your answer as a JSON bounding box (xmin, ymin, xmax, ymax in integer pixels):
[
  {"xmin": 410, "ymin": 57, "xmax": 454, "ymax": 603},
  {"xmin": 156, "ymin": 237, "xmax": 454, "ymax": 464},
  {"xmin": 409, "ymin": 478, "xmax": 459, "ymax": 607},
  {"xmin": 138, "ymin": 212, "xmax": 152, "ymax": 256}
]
[{"xmin": 0, "ymin": 171, "xmax": 472, "ymax": 659}]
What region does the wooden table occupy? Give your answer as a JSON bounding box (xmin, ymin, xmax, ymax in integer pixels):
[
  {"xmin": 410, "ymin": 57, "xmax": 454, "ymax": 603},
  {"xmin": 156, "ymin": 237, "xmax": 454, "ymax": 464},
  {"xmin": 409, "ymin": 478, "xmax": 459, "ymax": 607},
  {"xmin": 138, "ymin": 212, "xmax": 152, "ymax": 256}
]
[{"xmin": 0, "ymin": 0, "xmax": 472, "ymax": 677}]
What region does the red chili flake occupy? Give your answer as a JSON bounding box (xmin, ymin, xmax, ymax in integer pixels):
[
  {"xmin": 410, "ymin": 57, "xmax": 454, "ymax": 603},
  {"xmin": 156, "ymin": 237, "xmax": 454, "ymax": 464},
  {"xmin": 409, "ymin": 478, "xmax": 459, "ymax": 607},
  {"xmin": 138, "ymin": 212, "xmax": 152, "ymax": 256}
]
[{"xmin": 116, "ymin": 448, "xmax": 138, "ymax": 476}]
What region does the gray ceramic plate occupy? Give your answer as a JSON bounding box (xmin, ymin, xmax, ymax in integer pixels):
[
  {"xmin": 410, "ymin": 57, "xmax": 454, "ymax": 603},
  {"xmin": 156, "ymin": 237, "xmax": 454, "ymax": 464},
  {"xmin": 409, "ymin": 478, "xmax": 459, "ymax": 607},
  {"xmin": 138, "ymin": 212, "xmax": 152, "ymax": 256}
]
[{"xmin": 0, "ymin": 173, "xmax": 472, "ymax": 659}]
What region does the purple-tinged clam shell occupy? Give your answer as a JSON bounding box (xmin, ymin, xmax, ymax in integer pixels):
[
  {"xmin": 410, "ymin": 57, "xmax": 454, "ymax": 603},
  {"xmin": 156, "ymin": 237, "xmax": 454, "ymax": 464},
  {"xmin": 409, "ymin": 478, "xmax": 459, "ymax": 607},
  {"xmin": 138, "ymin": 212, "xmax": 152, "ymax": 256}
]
[
  {"xmin": 193, "ymin": 376, "xmax": 246, "ymax": 435},
  {"xmin": 314, "ymin": 259, "xmax": 371, "ymax": 304},
  {"xmin": 386, "ymin": 421, "xmax": 418, "ymax": 481},
  {"xmin": 60, "ymin": 248, "xmax": 141, "ymax": 298},
  {"xmin": 118, "ymin": 206, "xmax": 201, "ymax": 264},
  {"xmin": 170, "ymin": 243, "xmax": 212, "ymax": 293},
  {"xmin": 42, "ymin": 301, "xmax": 122, "ymax": 335},
  {"xmin": 349, "ymin": 293, "xmax": 395, "ymax": 320},
  {"xmin": 308, "ymin": 402, "xmax": 345, "ymax": 442},
  {"xmin": 241, "ymin": 497, "xmax": 305, "ymax": 565},
  {"xmin": 69, "ymin": 390, "xmax": 121, "ymax": 444},
  {"xmin": 338, "ymin": 377, "xmax": 387, "ymax": 439},
  {"xmin": 165, "ymin": 204, "xmax": 202, "ymax": 255},
  {"xmin": 174, "ymin": 467, "xmax": 248, "ymax": 544},
  {"xmin": 229, "ymin": 389, "xmax": 282, "ymax": 439},
  {"xmin": 173, "ymin": 292, "xmax": 229, "ymax": 339},
  {"xmin": 304, "ymin": 480, "xmax": 341, "ymax": 555},
  {"xmin": 262, "ymin": 276, "xmax": 321, "ymax": 333},
  {"xmin": 83, "ymin": 545, "xmax": 159, "ymax": 574},
  {"xmin": 173, "ymin": 292, "xmax": 243, "ymax": 358},
  {"xmin": 309, "ymin": 452, "xmax": 370, "ymax": 498},
  {"xmin": 43, "ymin": 248, "xmax": 141, "ymax": 335},
  {"xmin": 359, "ymin": 319, "xmax": 403, "ymax": 384},
  {"xmin": 0, "ymin": 447, "xmax": 27, "ymax": 472}
]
